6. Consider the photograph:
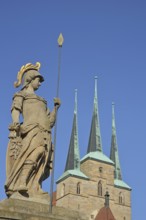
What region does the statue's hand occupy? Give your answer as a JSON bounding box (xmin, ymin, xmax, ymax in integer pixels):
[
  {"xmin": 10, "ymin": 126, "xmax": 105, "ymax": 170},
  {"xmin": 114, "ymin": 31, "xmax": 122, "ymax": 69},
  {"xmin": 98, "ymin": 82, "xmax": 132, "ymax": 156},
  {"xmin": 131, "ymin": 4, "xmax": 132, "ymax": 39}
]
[
  {"xmin": 9, "ymin": 122, "xmax": 20, "ymax": 131},
  {"xmin": 8, "ymin": 123, "xmax": 20, "ymax": 138},
  {"xmin": 54, "ymin": 97, "xmax": 61, "ymax": 109}
]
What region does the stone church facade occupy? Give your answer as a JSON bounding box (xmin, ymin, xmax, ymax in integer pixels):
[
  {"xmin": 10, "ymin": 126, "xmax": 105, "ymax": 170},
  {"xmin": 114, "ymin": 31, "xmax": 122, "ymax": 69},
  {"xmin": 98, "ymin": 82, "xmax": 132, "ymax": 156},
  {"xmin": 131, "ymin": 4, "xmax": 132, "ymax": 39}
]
[{"xmin": 56, "ymin": 78, "xmax": 131, "ymax": 220}]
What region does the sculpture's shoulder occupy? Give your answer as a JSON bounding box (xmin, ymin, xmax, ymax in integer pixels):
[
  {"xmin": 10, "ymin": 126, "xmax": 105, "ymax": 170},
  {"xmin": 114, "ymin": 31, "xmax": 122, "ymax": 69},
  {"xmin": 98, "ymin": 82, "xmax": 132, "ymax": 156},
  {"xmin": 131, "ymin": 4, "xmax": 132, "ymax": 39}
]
[
  {"xmin": 11, "ymin": 91, "xmax": 26, "ymax": 113},
  {"xmin": 13, "ymin": 90, "xmax": 26, "ymax": 100}
]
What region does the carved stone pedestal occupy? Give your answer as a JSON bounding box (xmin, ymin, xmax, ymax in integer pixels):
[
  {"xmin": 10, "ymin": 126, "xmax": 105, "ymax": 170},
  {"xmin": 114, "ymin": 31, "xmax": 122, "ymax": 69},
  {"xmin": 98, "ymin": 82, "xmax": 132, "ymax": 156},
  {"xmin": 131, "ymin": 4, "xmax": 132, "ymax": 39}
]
[{"xmin": 0, "ymin": 197, "xmax": 87, "ymax": 220}]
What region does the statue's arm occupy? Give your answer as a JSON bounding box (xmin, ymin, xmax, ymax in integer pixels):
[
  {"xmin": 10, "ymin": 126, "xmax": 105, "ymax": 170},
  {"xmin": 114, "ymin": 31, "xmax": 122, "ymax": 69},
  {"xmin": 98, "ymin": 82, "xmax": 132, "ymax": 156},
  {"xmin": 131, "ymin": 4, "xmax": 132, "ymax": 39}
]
[
  {"xmin": 8, "ymin": 93, "xmax": 24, "ymax": 137},
  {"xmin": 11, "ymin": 93, "xmax": 24, "ymax": 122},
  {"xmin": 11, "ymin": 109, "xmax": 20, "ymax": 124},
  {"xmin": 48, "ymin": 98, "xmax": 61, "ymax": 128}
]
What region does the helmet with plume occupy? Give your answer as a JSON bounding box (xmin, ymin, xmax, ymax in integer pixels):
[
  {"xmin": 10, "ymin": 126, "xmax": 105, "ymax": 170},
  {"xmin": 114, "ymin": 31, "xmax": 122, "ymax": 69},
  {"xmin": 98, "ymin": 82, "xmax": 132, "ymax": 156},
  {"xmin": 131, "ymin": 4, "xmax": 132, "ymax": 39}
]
[{"xmin": 14, "ymin": 62, "xmax": 44, "ymax": 89}]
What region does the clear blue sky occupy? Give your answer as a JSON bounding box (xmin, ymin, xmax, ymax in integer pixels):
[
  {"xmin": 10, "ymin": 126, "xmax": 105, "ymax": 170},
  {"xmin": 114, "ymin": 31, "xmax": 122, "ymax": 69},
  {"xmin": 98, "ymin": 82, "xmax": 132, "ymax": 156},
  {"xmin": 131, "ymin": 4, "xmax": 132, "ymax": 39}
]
[{"xmin": 0, "ymin": 1, "xmax": 145, "ymax": 219}]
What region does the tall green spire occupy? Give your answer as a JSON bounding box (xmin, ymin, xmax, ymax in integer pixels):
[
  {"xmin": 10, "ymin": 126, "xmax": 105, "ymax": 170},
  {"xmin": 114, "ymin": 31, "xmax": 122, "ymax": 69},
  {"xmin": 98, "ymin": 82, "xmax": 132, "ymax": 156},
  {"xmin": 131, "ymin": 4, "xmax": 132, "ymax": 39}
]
[
  {"xmin": 87, "ymin": 76, "xmax": 102, "ymax": 153},
  {"xmin": 110, "ymin": 103, "xmax": 122, "ymax": 180},
  {"xmin": 65, "ymin": 89, "xmax": 80, "ymax": 171},
  {"xmin": 57, "ymin": 90, "xmax": 89, "ymax": 183},
  {"xmin": 81, "ymin": 77, "xmax": 113, "ymax": 165}
]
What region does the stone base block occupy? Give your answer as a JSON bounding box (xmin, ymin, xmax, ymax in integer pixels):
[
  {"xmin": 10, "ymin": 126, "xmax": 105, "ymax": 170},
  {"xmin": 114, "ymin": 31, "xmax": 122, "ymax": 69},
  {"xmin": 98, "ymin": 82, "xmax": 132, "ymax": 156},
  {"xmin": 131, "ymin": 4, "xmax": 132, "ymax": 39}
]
[{"xmin": 0, "ymin": 197, "xmax": 87, "ymax": 220}]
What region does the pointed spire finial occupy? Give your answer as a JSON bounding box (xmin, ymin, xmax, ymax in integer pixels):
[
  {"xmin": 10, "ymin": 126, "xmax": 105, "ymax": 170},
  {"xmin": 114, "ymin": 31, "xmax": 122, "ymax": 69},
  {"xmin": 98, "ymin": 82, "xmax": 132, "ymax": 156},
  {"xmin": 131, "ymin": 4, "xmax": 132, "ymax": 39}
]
[
  {"xmin": 74, "ymin": 89, "xmax": 78, "ymax": 114},
  {"xmin": 94, "ymin": 76, "xmax": 98, "ymax": 99},
  {"xmin": 112, "ymin": 102, "xmax": 116, "ymax": 130}
]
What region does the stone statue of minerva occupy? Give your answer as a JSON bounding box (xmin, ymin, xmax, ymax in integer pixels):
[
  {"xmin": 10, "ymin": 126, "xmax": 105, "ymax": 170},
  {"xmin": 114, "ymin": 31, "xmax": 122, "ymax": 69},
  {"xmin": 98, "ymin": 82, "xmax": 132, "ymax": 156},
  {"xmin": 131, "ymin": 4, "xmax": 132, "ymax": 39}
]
[{"xmin": 5, "ymin": 62, "xmax": 61, "ymax": 198}]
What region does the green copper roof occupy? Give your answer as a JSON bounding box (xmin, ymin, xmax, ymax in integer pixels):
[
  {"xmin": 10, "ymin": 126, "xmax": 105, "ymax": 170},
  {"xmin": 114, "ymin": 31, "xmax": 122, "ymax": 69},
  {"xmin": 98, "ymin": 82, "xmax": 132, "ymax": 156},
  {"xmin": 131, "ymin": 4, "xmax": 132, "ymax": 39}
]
[
  {"xmin": 56, "ymin": 169, "xmax": 89, "ymax": 183},
  {"xmin": 110, "ymin": 103, "xmax": 122, "ymax": 180},
  {"xmin": 114, "ymin": 179, "xmax": 131, "ymax": 190},
  {"xmin": 81, "ymin": 151, "xmax": 114, "ymax": 165},
  {"xmin": 65, "ymin": 89, "xmax": 80, "ymax": 171},
  {"xmin": 87, "ymin": 77, "xmax": 102, "ymax": 153}
]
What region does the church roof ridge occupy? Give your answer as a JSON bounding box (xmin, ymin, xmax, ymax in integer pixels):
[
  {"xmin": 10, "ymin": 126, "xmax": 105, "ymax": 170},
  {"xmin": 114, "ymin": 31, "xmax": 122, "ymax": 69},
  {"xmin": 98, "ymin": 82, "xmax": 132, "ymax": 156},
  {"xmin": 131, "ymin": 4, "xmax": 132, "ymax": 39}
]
[
  {"xmin": 81, "ymin": 151, "xmax": 114, "ymax": 165},
  {"xmin": 56, "ymin": 169, "xmax": 89, "ymax": 183},
  {"xmin": 114, "ymin": 179, "xmax": 131, "ymax": 190}
]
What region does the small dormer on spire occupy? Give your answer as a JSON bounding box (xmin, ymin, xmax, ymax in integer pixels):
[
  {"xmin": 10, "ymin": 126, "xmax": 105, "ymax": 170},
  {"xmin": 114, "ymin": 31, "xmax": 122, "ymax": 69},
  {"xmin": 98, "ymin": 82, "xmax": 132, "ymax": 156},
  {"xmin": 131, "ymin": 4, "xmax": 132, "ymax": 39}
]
[
  {"xmin": 65, "ymin": 89, "xmax": 80, "ymax": 171},
  {"xmin": 110, "ymin": 103, "xmax": 122, "ymax": 180},
  {"xmin": 87, "ymin": 76, "xmax": 102, "ymax": 153}
]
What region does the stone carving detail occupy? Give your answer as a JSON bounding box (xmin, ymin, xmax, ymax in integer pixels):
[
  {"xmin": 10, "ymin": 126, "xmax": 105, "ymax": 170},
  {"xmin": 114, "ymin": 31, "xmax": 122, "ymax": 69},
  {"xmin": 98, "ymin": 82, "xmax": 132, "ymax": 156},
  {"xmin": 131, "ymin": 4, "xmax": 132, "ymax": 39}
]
[{"xmin": 5, "ymin": 62, "xmax": 61, "ymax": 199}]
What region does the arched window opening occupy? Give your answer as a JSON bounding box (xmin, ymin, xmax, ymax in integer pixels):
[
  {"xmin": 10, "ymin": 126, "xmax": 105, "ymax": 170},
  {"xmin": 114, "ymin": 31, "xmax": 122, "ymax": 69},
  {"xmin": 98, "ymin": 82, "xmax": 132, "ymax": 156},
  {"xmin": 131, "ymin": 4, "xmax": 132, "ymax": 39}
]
[
  {"xmin": 61, "ymin": 183, "xmax": 65, "ymax": 197},
  {"xmin": 99, "ymin": 167, "xmax": 103, "ymax": 173},
  {"xmin": 98, "ymin": 180, "xmax": 102, "ymax": 196},
  {"xmin": 77, "ymin": 182, "xmax": 81, "ymax": 194},
  {"xmin": 119, "ymin": 192, "xmax": 124, "ymax": 205}
]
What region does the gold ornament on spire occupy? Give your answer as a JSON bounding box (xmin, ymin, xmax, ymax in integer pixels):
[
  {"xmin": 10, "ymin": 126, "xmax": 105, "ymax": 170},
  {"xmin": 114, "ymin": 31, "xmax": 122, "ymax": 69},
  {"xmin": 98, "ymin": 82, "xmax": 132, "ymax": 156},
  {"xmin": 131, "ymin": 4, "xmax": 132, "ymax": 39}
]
[
  {"xmin": 14, "ymin": 62, "xmax": 41, "ymax": 88},
  {"xmin": 57, "ymin": 33, "xmax": 64, "ymax": 47}
]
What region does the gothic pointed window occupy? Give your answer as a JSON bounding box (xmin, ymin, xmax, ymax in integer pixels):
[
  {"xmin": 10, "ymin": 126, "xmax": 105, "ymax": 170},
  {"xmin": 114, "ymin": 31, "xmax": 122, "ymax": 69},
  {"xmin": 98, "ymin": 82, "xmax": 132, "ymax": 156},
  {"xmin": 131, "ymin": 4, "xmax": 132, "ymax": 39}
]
[
  {"xmin": 119, "ymin": 192, "xmax": 124, "ymax": 205},
  {"xmin": 61, "ymin": 183, "xmax": 65, "ymax": 197},
  {"xmin": 77, "ymin": 182, "xmax": 81, "ymax": 194},
  {"xmin": 98, "ymin": 180, "xmax": 102, "ymax": 196}
]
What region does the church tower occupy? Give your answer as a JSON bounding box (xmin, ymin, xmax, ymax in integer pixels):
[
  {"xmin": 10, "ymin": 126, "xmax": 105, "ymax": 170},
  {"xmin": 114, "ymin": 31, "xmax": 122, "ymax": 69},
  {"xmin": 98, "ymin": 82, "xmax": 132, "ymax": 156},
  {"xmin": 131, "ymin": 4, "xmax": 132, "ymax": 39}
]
[
  {"xmin": 56, "ymin": 90, "xmax": 89, "ymax": 215},
  {"xmin": 109, "ymin": 103, "xmax": 131, "ymax": 219},
  {"xmin": 56, "ymin": 78, "xmax": 131, "ymax": 220},
  {"xmin": 80, "ymin": 77, "xmax": 115, "ymax": 218}
]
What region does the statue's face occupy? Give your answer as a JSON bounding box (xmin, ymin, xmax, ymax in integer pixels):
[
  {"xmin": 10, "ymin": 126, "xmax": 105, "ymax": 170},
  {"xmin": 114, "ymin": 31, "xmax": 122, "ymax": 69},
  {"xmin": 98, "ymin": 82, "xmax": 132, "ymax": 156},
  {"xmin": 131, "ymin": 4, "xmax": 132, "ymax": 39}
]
[{"xmin": 31, "ymin": 77, "xmax": 41, "ymax": 90}]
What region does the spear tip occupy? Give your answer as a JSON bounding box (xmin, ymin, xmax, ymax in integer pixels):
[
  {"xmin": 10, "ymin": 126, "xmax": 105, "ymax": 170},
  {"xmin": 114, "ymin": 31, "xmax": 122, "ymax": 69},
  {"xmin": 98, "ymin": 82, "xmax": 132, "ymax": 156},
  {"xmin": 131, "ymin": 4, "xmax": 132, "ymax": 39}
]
[{"xmin": 58, "ymin": 33, "xmax": 64, "ymax": 47}]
